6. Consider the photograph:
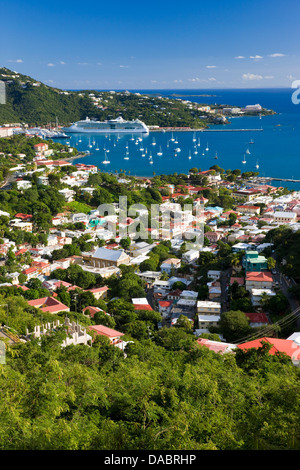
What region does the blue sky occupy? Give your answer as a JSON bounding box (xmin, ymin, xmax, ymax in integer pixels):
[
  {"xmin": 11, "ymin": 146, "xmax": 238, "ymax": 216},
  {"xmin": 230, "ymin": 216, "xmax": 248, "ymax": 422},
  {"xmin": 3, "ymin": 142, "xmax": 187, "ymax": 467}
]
[{"xmin": 1, "ymin": 0, "xmax": 299, "ymax": 89}]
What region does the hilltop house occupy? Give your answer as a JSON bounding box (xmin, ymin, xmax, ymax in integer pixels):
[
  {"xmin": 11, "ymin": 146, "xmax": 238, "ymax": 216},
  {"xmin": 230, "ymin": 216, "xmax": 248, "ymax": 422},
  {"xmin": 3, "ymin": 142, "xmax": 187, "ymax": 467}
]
[
  {"xmin": 82, "ymin": 247, "xmax": 130, "ymax": 268},
  {"xmin": 242, "ymin": 251, "xmax": 268, "ymax": 273}
]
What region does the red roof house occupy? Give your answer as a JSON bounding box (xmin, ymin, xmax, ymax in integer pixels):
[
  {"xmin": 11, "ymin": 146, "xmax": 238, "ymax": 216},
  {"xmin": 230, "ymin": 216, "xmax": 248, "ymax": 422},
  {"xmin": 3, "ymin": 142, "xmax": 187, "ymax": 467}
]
[
  {"xmin": 27, "ymin": 296, "xmax": 70, "ymax": 314},
  {"xmin": 88, "ymin": 324, "xmax": 124, "ymax": 345},
  {"xmin": 237, "ymin": 337, "xmax": 300, "ymax": 364}
]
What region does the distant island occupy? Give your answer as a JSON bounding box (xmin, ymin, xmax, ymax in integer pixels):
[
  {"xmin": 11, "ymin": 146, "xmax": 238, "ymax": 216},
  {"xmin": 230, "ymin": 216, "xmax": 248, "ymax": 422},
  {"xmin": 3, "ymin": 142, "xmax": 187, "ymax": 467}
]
[{"xmin": 0, "ymin": 67, "xmax": 275, "ymax": 129}]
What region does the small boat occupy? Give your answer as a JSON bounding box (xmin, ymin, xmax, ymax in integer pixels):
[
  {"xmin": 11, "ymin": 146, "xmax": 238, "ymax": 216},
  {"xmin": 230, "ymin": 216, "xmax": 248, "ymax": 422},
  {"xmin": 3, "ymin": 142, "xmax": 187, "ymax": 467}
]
[
  {"xmin": 192, "ymin": 132, "xmax": 196, "ymax": 142},
  {"xmin": 170, "ymin": 133, "xmax": 175, "ymax": 142},
  {"xmin": 206, "ymin": 142, "xmax": 209, "ymax": 151},
  {"xmin": 102, "ymin": 152, "xmax": 110, "ymax": 164},
  {"xmin": 194, "ymin": 147, "xmax": 198, "ymax": 155},
  {"xmin": 130, "ymin": 134, "xmax": 134, "ymax": 141},
  {"xmin": 214, "ymin": 152, "xmax": 218, "ymax": 159},
  {"xmin": 255, "ymin": 160, "xmax": 259, "ymax": 169},
  {"xmin": 242, "ymin": 155, "xmax": 246, "ymax": 164},
  {"xmin": 249, "ymin": 139, "xmax": 254, "ymax": 144},
  {"xmin": 175, "ymin": 147, "xmax": 181, "ymax": 153},
  {"xmin": 188, "ymin": 150, "xmax": 191, "ymax": 160},
  {"xmin": 246, "ymin": 148, "xmax": 250, "ymax": 154},
  {"xmin": 152, "ymin": 137, "xmax": 156, "ymax": 146},
  {"xmin": 197, "ymin": 138, "xmax": 201, "ymax": 147},
  {"xmin": 157, "ymin": 146, "xmax": 163, "ymax": 156}
]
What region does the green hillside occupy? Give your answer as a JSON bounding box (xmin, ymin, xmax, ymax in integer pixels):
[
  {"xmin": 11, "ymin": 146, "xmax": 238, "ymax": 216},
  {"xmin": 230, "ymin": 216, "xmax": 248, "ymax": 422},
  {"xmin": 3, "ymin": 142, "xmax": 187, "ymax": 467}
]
[{"xmin": 0, "ymin": 67, "xmax": 218, "ymax": 128}]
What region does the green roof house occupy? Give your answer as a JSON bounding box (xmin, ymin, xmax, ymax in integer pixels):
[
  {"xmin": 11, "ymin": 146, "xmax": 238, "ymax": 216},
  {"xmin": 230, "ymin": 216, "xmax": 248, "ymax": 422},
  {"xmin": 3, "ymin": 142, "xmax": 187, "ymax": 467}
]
[{"xmin": 242, "ymin": 250, "xmax": 268, "ymax": 273}]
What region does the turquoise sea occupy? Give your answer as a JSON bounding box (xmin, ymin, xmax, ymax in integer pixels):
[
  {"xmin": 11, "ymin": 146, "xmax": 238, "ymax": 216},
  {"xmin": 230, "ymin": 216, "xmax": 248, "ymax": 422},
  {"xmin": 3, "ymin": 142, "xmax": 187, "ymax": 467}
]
[{"xmin": 61, "ymin": 88, "xmax": 300, "ymax": 190}]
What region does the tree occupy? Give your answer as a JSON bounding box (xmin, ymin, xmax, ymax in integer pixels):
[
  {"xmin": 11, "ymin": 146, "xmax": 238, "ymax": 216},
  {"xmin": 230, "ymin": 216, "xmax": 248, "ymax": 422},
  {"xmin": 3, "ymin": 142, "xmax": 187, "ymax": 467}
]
[
  {"xmin": 219, "ymin": 310, "xmax": 251, "ymax": 342},
  {"xmin": 267, "ymin": 257, "xmax": 276, "ymax": 271},
  {"xmin": 120, "ymin": 237, "xmax": 131, "ymax": 250}
]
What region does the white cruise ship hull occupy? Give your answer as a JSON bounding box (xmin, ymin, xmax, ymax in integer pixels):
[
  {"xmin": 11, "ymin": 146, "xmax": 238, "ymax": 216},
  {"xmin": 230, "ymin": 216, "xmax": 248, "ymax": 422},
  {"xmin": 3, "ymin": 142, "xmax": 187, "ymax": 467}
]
[
  {"xmin": 63, "ymin": 116, "xmax": 149, "ymax": 134},
  {"xmin": 64, "ymin": 126, "xmax": 148, "ymax": 133}
]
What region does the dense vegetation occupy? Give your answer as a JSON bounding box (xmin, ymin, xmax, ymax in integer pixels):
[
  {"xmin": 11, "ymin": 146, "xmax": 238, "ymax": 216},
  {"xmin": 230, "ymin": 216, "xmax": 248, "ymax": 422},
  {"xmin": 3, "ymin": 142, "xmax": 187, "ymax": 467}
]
[
  {"xmin": 1, "ymin": 324, "xmax": 300, "ymax": 450},
  {"xmin": 0, "ymin": 67, "xmax": 214, "ymax": 128}
]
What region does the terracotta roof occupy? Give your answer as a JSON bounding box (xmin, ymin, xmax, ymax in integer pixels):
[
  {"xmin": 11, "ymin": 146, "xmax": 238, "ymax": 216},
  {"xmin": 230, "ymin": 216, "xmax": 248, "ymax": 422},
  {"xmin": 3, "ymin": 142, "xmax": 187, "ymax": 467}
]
[
  {"xmin": 246, "ymin": 271, "xmax": 273, "ymax": 282},
  {"xmin": 245, "ymin": 312, "xmax": 269, "ymax": 324},
  {"xmin": 237, "ymin": 337, "xmax": 300, "ymax": 360},
  {"xmin": 197, "ymin": 338, "xmax": 232, "ymax": 354},
  {"xmin": 88, "ymin": 324, "xmax": 124, "ymax": 338}
]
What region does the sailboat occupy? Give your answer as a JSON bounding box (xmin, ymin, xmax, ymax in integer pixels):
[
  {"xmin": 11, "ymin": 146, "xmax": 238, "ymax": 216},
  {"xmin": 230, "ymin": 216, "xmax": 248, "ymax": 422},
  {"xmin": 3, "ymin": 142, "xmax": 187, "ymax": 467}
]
[
  {"xmin": 197, "ymin": 137, "xmax": 201, "ymax": 147},
  {"xmin": 149, "ymin": 151, "xmax": 153, "ymax": 164},
  {"xmin": 249, "ymin": 139, "xmax": 254, "ymax": 144},
  {"xmin": 255, "ymin": 160, "xmax": 259, "ymax": 169},
  {"xmin": 152, "ymin": 137, "xmax": 156, "ymax": 146},
  {"xmin": 188, "ymin": 150, "xmax": 192, "ymax": 160},
  {"xmin": 102, "ymin": 151, "xmax": 110, "ymax": 164},
  {"xmin": 242, "ymin": 154, "xmax": 246, "ymax": 164},
  {"xmin": 157, "ymin": 146, "xmax": 163, "ymax": 156},
  {"xmin": 88, "ymin": 137, "xmax": 92, "ymax": 148},
  {"xmin": 194, "ymin": 146, "xmax": 198, "ymax": 155},
  {"xmin": 246, "ymin": 148, "xmax": 250, "ymax": 155},
  {"xmin": 214, "ymin": 151, "xmax": 218, "ymax": 160},
  {"xmin": 205, "ymin": 142, "xmax": 209, "ymax": 151},
  {"xmin": 192, "ymin": 132, "xmax": 196, "ymax": 142},
  {"xmin": 170, "ymin": 132, "xmax": 175, "ymax": 142},
  {"xmin": 130, "ymin": 134, "xmax": 135, "ymax": 141}
]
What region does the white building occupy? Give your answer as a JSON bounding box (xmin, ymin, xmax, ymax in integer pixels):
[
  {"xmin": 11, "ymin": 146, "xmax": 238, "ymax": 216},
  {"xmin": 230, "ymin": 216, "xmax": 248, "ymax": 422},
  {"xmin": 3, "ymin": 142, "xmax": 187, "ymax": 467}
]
[{"xmin": 197, "ymin": 301, "xmax": 221, "ymax": 315}]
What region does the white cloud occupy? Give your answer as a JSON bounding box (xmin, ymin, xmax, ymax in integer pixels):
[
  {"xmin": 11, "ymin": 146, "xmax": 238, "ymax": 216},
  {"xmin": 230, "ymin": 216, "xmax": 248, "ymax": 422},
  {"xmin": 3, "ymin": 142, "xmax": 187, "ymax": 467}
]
[
  {"xmin": 47, "ymin": 63, "xmax": 55, "ymax": 67},
  {"xmin": 96, "ymin": 62, "xmax": 103, "ymax": 66},
  {"xmin": 174, "ymin": 79, "xmax": 183, "ymax": 83},
  {"xmin": 119, "ymin": 65, "xmax": 129, "ymax": 68},
  {"xmin": 242, "ymin": 73, "xmax": 263, "ymax": 80},
  {"xmin": 77, "ymin": 62, "xmax": 89, "ymax": 65},
  {"xmin": 242, "ymin": 73, "xmax": 274, "ymax": 80},
  {"xmin": 235, "ymin": 56, "xmax": 245, "ymax": 59},
  {"xmin": 8, "ymin": 59, "xmax": 23, "ymax": 63},
  {"xmin": 249, "ymin": 55, "xmax": 263, "ymax": 59},
  {"xmin": 206, "ymin": 65, "xmax": 217, "ymax": 69},
  {"xmin": 59, "ymin": 61, "xmax": 66, "ymax": 65},
  {"xmin": 269, "ymin": 53, "xmax": 286, "ymax": 57},
  {"xmin": 188, "ymin": 77, "xmax": 216, "ymax": 83}
]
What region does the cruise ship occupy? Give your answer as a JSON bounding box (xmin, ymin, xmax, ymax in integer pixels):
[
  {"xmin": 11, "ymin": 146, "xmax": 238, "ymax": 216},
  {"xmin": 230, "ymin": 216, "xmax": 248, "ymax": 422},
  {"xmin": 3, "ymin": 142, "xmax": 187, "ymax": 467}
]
[{"xmin": 63, "ymin": 116, "xmax": 149, "ymax": 134}]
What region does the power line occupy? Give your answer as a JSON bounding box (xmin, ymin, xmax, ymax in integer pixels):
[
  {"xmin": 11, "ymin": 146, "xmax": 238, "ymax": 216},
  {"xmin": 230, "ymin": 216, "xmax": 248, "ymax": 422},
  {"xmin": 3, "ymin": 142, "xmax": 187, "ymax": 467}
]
[{"xmin": 231, "ymin": 306, "xmax": 300, "ymax": 344}]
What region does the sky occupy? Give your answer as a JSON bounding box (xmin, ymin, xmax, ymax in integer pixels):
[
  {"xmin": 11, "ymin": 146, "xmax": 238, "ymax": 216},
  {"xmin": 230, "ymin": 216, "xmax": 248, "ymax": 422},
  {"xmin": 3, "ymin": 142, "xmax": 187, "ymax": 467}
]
[{"xmin": 1, "ymin": 0, "xmax": 300, "ymax": 90}]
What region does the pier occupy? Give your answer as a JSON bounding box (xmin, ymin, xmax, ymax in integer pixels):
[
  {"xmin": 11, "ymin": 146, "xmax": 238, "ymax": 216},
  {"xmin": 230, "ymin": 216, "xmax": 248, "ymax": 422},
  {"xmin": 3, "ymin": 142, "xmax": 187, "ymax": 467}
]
[
  {"xmin": 150, "ymin": 127, "xmax": 264, "ymax": 132},
  {"xmin": 255, "ymin": 177, "xmax": 300, "ymax": 183}
]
